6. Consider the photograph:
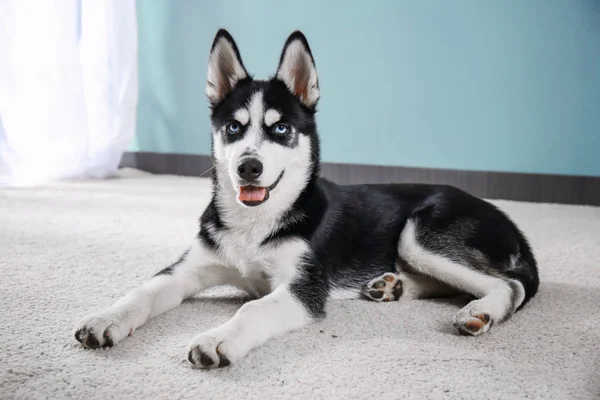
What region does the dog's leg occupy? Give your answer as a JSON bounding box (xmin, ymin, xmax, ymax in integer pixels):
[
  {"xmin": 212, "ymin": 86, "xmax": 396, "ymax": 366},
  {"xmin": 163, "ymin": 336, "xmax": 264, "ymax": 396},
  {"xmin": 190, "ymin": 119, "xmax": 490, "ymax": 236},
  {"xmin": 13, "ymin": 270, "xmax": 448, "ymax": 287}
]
[
  {"xmin": 187, "ymin": 282, "xmax": 319, "ymax": 368},
  {"xmin": 73, "ymin": 240, "xmax": 232, "ymax": 349},
  {"xmin": 397, "ymin": 220, "xmax": 525, "ymax": 336}
]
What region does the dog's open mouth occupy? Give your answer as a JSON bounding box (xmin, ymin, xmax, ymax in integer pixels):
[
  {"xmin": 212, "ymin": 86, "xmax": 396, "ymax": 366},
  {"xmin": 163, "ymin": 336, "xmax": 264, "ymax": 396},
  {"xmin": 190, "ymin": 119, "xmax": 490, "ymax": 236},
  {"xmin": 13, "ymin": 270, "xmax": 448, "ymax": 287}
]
[{"xmin": 238, "ymin": 171, "xmax": 284, "ymax": 207}]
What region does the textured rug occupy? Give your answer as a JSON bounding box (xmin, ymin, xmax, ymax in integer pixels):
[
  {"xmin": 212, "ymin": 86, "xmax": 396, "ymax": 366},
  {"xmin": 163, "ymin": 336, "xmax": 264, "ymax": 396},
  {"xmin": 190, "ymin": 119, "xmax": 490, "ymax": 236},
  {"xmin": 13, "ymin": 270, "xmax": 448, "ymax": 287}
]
[{"xmin": 1, "ymin": 169, "xmax": 599, "ymax": 399}]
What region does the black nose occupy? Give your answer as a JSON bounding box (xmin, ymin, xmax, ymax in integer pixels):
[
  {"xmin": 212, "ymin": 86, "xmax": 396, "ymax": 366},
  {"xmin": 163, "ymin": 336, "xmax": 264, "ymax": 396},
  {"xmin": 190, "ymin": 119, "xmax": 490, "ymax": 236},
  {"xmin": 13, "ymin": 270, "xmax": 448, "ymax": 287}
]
[{"xmin": 237, "ymin": 158, "xmax": 263, "ymax": 181}]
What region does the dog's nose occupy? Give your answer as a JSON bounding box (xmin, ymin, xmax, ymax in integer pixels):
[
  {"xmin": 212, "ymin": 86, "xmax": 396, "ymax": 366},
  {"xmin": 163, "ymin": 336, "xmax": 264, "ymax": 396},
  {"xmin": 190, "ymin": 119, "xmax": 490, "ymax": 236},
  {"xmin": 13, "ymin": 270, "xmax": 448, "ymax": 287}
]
[{"xmin": 237, "ymin": 158, "xmax": 263, "ymax": 181}]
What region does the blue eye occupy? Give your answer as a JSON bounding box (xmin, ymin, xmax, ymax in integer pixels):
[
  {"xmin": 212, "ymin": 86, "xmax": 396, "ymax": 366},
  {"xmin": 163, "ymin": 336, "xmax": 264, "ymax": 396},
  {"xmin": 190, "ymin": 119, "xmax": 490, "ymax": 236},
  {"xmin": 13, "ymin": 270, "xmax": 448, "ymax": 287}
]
[
  {"xmin": 227, "ymin": 122, "xmax": 240, "ymax": 134},
  {"xmin": 274, "ymin": 124, "xmax": 288, "ymax": 135}
]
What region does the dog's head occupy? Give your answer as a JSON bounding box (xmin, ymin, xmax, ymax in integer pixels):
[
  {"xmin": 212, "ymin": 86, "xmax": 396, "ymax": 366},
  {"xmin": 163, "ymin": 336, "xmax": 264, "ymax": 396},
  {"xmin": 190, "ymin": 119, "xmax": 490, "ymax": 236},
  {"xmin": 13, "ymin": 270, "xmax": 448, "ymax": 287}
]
[{"xmin": 206, "ymin": 30, "xmax": 320, "ymax": 210}]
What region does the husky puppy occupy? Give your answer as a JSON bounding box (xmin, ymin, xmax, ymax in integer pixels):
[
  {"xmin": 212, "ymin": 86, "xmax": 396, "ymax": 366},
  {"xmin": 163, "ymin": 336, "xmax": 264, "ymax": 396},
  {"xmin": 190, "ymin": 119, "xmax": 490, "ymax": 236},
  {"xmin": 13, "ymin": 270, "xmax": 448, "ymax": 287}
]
[{"xmin": 74, "ymin": 29, "xmax": 539, "ymax": 368}]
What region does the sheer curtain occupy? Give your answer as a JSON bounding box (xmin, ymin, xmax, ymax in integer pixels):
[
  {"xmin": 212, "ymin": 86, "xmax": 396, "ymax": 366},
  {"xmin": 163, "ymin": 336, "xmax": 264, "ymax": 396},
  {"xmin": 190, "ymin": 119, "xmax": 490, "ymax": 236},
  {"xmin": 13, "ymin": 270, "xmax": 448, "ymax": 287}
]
[{"xmin": 0, "ymin": 0, "xmax": 138, "ymax": 187}]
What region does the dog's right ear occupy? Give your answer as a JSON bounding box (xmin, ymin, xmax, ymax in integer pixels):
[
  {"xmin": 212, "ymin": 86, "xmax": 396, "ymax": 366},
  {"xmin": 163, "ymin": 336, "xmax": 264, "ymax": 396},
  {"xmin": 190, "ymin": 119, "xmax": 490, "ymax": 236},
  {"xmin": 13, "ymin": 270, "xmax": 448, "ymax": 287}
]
[{"xmin": 206, "ymin": 29, "xmax": 248, "ymax": 105}]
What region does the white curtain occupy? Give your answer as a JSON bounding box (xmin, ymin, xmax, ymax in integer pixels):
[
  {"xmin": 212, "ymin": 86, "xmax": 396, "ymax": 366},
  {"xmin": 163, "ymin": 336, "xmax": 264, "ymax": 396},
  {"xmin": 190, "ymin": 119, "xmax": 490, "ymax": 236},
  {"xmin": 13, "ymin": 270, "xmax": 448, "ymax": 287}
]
[{"xmin": 0, "ymin": 0, "xmax": 138, "ymax": 187}]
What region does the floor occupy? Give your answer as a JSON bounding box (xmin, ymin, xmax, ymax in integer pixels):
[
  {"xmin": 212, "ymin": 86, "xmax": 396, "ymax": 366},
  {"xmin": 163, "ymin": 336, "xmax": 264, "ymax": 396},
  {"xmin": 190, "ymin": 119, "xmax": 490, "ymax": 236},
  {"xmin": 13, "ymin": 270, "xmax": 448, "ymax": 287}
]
[{"xmin": 1, "ymin": 169, "xmax": 599, "ymax": 400}]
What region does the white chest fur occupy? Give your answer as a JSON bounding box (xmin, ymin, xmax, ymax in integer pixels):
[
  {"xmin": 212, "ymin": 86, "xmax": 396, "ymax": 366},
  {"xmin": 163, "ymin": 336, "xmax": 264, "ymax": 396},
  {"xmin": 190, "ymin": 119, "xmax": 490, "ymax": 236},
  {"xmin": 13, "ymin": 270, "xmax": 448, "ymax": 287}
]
[{"xmin": 207, "ymin": 216, "xmax": 309, "ymax": 291}]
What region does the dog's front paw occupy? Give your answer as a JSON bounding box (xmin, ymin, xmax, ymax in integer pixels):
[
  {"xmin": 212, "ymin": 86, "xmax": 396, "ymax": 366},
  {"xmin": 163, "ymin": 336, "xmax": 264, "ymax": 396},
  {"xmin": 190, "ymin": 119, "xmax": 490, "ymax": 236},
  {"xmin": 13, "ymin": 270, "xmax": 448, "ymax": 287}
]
[
  {"xmin": 187, "ymin": 329, "xmax": 241, "ymax": 369},
  {"xmin": 73, "ymin": 309, "xmax": 133, "ymax": 349}
]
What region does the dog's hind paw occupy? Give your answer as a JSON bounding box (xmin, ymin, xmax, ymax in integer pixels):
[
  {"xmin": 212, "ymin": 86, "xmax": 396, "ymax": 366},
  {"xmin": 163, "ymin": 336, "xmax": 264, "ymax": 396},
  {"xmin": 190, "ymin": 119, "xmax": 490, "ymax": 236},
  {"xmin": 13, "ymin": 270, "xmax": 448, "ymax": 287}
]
[
  {"xmin": 453, "ymin": 303, "xmax": 494, "ymax": 336},
  {"xmin": 362, "ymin": 273, "xmax": 403, "ymax": 302}
]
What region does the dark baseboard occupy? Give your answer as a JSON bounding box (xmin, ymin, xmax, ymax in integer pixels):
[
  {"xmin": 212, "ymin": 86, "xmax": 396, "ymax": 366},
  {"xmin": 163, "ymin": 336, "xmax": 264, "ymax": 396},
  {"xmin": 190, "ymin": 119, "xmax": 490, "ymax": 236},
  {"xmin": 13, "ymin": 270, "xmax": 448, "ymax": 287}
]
[{"xmin": 120, "ymin": 152, "xmax": 600, "ymax": 206}]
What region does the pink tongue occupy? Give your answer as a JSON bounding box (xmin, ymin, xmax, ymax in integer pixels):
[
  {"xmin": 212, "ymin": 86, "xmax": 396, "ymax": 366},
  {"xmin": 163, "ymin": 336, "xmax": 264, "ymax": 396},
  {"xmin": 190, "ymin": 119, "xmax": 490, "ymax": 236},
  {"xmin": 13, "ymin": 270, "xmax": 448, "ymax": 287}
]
[{"xmin": 239, "ymin": 186, "xmax": 267, "ymax": 202}]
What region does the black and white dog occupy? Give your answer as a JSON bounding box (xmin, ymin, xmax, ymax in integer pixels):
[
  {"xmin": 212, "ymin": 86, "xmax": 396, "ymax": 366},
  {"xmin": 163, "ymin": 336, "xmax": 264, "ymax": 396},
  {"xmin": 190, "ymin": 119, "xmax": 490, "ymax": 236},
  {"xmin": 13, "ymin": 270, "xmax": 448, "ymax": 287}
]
[{"xmin": 74, "ymin": 30, "xmax": 539, "ymax": 368}]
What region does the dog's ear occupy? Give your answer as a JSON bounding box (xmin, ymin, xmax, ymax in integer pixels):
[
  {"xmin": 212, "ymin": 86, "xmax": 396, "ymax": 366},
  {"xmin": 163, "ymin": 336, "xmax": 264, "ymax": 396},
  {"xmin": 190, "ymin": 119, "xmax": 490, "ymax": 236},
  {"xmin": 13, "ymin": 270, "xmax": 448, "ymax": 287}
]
[
  {"xmin": 206, "ymin": 29, "xmax": 248, "ymax": 105},
  {"xmin": 276, "ymin": 31, "xmax": 320, "ymax": 108}
]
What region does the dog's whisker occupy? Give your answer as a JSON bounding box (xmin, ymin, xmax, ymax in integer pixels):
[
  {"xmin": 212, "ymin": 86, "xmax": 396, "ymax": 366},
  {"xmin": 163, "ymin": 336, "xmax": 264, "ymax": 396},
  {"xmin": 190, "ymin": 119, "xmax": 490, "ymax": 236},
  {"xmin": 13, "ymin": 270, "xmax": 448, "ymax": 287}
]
[{"xmin": 197, "ymin": 165, "xmax": 216, "ymax": 178}]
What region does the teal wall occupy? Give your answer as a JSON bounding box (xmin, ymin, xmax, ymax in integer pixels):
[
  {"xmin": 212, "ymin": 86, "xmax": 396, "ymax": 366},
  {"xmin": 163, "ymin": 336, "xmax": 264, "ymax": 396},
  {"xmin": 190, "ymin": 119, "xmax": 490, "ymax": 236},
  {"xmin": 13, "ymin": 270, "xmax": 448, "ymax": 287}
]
[{"xmin": 133, "ymin": 0, "xmax": 600, "ymax": 177}]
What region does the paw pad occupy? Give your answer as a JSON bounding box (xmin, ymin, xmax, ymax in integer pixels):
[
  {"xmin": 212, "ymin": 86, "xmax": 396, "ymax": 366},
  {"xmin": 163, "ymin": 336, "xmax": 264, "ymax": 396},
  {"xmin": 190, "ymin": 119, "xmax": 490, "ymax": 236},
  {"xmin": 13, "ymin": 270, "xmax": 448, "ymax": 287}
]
[
  {"xmin": 454, "ymin": 312, "xmax": 493, "ymax": 336},
  {"xmin": 74, "ymin": 328, "xmax": 105, "ymax": 349},
  {"xmin": 188, "ymin": 345, "xmax": 231, "ymax": 369},
  {"xmin": 362, "ymin": 273, "xmax": 403, "ymax": 302}
]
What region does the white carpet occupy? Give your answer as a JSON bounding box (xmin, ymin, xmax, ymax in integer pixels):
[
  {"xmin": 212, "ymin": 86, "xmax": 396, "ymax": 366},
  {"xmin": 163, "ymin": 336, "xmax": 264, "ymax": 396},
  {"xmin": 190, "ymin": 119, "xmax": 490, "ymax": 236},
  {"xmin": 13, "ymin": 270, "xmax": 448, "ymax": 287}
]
[{"xmin": 1, "ymin": 169, "xmax": 599, "ymax": 400}]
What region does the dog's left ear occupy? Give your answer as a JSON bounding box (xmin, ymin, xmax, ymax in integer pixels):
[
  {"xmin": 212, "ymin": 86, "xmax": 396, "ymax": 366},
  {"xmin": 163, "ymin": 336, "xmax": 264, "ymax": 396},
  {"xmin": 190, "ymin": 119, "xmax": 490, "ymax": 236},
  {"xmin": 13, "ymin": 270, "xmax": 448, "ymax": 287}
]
[{"xmin": 276, "ymin": 31, "xmax": 320, "ymax": 108}]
